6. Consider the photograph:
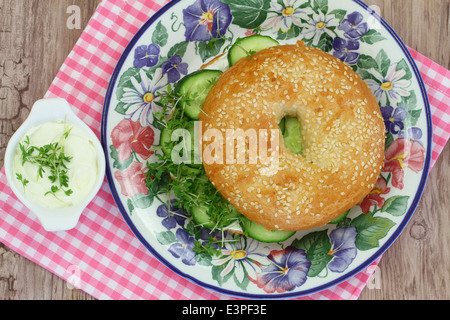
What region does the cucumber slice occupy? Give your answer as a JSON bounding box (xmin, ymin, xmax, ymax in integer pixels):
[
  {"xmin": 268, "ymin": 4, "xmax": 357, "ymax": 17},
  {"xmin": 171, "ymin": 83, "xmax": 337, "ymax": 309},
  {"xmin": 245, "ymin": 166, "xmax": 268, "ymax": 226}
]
[
  {"xmin": 191, "ymin": 204, "xmax": 242, "ymax": 230},
  {"xmin": 160, "ymin": 126, "xmax": 173, "ymax": 157},
  {"xmin": 328, "ymin": 209, "xmax": 350, "ymax": 224},
  {"xmin": 174, "ymin": 69, "xmax": 222, "ymax": 120},
  {"xmin": 278, "ymin": 117, "xmax": 286, "ymax": 135},
  {"xmin": 180, "ymin": 165, "xmax": 202, "ymax": 176},
  {"xmin": 242, "ymin": 217, "xmax": 295, "ymax": 243},
  {"xmin": 191, "ymin": 204, "xmax": 215, "ymax": 229},
  {"xmin": 162, "ymin": 123, "xmax": 202, "ymax": 177},
  {"xmin": 160, "ymin": 121, "xmax": 201, "ymax": 168},
  {"xmin": 283, "ymin": 116, "xmax": 303, "ymax": 154},
  {"xmin": 227, "ymin": 35, "xmax": 279, "ymax": 66}
]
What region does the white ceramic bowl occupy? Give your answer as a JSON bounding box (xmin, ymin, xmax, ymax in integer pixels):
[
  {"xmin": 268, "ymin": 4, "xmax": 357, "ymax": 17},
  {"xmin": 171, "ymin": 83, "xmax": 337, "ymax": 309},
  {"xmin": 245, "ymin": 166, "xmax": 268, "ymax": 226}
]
[{"xmin": 4, "ymin": 98, "xmax": 106, "ymax": 232}]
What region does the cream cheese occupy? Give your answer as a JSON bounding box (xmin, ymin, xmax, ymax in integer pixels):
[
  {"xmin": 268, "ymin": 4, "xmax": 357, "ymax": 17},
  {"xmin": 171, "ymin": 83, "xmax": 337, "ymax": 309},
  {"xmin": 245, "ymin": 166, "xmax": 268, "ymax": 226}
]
[{"xmin": 12, "ymin": 121, "xmax": 99, "ymax": 208}]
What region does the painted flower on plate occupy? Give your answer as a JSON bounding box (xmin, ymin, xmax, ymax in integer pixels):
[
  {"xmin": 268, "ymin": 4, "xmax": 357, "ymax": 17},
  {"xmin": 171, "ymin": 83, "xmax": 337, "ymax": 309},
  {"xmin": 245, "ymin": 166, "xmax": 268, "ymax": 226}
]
[
  {"xmin": 366, "ymin": 62, "xmax": 411, "ymax": 105},
  {"xmin": 381, "ymin": 106, "xmax": 407, "ymax": 134},
  {"xmin": 382, "ymin": 138, "xmax": 426, "ymax": 189},
  {"xmin": 183, "ymin": 0, "xmax": 232, "ymax": 42},
  {"xmin": 114, "ymin": 161, "xmax": 148, "ymax": 197},
  {"xmin": 211, "ymin": 237, "xmax": 269, "ymax": 284},
  {"xmin": 327, "ymin": 227, "xmax": 357, "ymax": 273},
  {"xmin": 200, "ymin": 228, "xmax": 223, "ymax": 250},
  {"xmin": 333, "ymin": 37, "xmax": 360, "ymax": 65},
  {"xmin": 244, "ymin": 29, "xmax": 256, "ymax": 37},
  {"xmin": 359, "ymin": 177, "xmax": 391, "ymax": 213},
  {"xmin": 119, "ymin": 69, "xmax": 160, "ymax": 127},
  {"xmin": 261, "ymin": 0, "xmax": 314, "ymax": 32},
  {"xmin": 169, "ymin": 229, "xmax": 197, "ymax": 266},
  {"xmin": 249, "ymin": 246, "xmax": 310, "ymax": 294},
  {"xmin": 133, "ymin": 43, "xmax": 160, "ymax": 68},
  {"xmin": 161, "ymin": 54, "xmax": 189, "ymax": 83},
  {"xmin": 156, "ymin": 199, "xmax": 187, "ymax": 230},
  {"xmin": 111, "ymin": 118, "xmax": 154, "ymax": 162},
  {"xmin": 398, "ymin": 127, "xmax": 423, "ymax": 141},
  {"xmin": 338, "ymin": 11, "xmax": 369, "ymax": 39},
  {"xmin": 301, "ymin": 11, "xmax": 339, "ymax": 45}
]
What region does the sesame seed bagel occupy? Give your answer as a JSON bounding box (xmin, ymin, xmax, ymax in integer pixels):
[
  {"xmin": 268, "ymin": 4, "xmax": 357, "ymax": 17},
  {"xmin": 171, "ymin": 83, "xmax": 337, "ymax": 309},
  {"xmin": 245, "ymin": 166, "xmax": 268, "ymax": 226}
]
[{"xmin": 199, "ymin": 41, "xmax": 385, "ymax": 232}]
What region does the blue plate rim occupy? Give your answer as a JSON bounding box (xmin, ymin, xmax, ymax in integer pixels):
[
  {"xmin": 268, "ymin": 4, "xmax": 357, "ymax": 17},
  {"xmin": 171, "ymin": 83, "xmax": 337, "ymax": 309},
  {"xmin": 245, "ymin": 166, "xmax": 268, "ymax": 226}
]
[{"xmin": 100, "ymin": 0, "xmax": 433, "ymax": 299}]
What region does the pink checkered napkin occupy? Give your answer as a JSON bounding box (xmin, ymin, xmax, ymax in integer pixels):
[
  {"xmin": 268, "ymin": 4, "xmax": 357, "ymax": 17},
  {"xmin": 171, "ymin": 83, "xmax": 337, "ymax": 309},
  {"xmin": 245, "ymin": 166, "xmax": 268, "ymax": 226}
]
[
  {"xmin": 408, "ymin": 49, "xmax": 450, "ymax": 166},
  {"xmin": 0, "ymin": 0, "xmax": 448, "ymax": 300}
]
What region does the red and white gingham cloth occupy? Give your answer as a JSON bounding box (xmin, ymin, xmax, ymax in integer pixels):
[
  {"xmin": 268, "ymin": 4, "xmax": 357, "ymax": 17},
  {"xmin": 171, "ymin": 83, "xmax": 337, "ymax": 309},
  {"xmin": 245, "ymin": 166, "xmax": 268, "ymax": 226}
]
[{"xmin": 0, "ymin": 0, "xmax": 449, "ymax": 300}]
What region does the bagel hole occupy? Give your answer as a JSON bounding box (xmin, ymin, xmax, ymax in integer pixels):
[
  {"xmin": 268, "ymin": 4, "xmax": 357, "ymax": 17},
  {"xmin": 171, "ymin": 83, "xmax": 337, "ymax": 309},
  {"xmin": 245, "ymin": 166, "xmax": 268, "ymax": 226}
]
[{"xmin": 278, "ymin": 115, "xmax": 303, "ymax": 155}]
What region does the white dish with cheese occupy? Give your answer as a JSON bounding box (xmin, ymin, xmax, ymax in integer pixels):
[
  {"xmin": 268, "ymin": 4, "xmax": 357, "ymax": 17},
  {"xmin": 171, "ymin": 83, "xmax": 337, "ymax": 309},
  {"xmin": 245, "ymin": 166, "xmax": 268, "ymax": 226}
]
[{"xmin": 4, "ymin": 98, "xmax": 105, "ymax": 231}]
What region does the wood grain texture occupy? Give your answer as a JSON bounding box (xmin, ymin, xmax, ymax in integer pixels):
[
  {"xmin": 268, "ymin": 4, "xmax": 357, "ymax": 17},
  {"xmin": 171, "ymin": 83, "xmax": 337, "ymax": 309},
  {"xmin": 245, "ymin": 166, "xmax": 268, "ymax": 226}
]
[
  {"xmin": 0, "ymin": 0, "xmax": 449, "ymax": 300},
  {"xmin": 359, "ymin": 0, "xmax": 450, "ymax": 300},
  {"xmin": 0, "ymin": 0, "xmax": 101, "ymax": 300}
]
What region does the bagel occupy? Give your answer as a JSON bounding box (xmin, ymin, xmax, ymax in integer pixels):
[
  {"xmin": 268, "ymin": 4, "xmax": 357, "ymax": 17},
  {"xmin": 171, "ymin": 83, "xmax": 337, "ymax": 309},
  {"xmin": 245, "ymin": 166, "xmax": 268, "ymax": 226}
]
[{"xmin": 199, "ymin": 41, "xmax": 385, "ymax": 232}]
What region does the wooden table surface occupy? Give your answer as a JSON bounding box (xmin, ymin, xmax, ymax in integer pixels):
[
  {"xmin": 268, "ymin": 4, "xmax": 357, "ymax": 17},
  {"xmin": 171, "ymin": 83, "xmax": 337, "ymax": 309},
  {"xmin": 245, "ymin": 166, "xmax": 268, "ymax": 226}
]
[{"xmin": 0, "ymin": 0, "xmax": 448, "ymax": 300}]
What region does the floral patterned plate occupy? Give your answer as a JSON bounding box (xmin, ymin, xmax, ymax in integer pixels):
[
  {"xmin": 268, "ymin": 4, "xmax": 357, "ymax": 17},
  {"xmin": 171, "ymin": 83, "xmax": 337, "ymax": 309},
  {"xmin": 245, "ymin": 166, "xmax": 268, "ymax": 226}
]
[{"xmin": 101, "ymin": 0, "xmax": 432, "ymax": 298}]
